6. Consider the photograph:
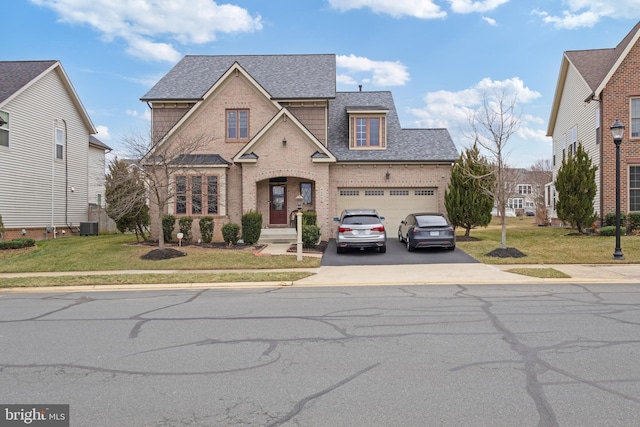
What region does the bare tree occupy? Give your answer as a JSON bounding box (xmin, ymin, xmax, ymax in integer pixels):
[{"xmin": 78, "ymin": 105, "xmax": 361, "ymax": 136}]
[
  {"xmin": 123, "ymin": 127, "xmax": 214, "ymax": 250},
  {"xmin": 469, "ymin": 90, "xmax": 520, "ymax": 250},
  {"xmin": 528, "ymin": 158, "xmax": 553, "ymax": 225}
]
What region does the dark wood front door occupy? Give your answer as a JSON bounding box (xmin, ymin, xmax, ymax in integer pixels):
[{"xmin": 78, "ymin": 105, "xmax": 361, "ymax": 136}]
[{"xmin": 270, "ymin": 184, "xmax": 287, "ymax": 225}]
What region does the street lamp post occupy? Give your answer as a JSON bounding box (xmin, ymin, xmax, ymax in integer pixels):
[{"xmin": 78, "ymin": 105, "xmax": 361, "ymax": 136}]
[
  {"xmin": 611, "ymin": 119, "xmax": 625, "ymax": 260},
  {"xmin": 295, "ymin": 194, "xmax": 304, "ymax": 261}
]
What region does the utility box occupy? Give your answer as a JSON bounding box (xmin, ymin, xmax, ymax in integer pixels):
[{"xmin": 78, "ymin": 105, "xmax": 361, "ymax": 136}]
[{"xmin": 80, "ymin": 222, "xmax": 99, "ymax": 236}]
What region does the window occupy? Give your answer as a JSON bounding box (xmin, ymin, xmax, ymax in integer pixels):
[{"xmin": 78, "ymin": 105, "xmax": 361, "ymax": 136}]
[
  {"xmin": 339, "ymin": 190, "xmax": 359, "ymax": 196},
  {"xmin": 301, "ymin": 182, "xmax": 312, "ymax": 205},
  {"xmin": 415, "ymin": 189, "xmax": 435, "ymax": 196},
  {"xmin": 175, "ymin": 175, "xmax": 219, "ymax": 215},
  {"xmin": 0, "ymin": 111, "xmax": 8, "ymax": 147},
  {"xmin": 55, "ymin": 127, "xmax": 65, "ymax": 159},
  {"xmin": 390, "ymin": 190, "xmax": 409, "ymax": 196},
  {"xmin": 518, "ymin": 184, "xmax": 532, "ymax": 195},
  {"xmin": 365, "ymin": 189, "xmax": 384, "ymax": 196},
  {"xmin": 595, "ymin": 108, "xmax": 601, "ymax": 145},
  {"xmin": 349, "ymin": 115, "xmax": 386, "ymax": 149},
  {"xmin": 507, "ymin": 198, "xmax": 523, "ymax": 209},
  {"xmin": 630, "ymin": 166, "xmax": 640, "ymax": 211},
  {"xmin": 569, "ymin": 126, "xmax": 577, "ymax": 156},
  {"xmin": 226, "ymin": 109, "xmax": 249, "ymax": 141},
  {"xmin": 632, "ymin": 99, "xmax": 640, "ymax": 138}
]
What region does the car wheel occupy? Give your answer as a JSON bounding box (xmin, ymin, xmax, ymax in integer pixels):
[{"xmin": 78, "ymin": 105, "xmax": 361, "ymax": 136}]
[
  {"xmin": 447, "ymin": 245, "xmax": 456, "ymax": 251},
  {"xmin": 398, "ymin": 232, "xmax": 403, "ymax": 242},
  {"xmin": 337, "ymin": 246, "xmax": 344, "ymax": 254},
  {"xmin": 406, "ymin": 237, "xmax": 414, "ymax": 252},
  {"xmin": 379, "ymin": 245, "xmax": 386, "ymax": 254}
]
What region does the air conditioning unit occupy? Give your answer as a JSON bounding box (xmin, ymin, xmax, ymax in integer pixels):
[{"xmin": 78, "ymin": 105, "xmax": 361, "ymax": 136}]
[{"xmin": 80, "ymin": 222, "xmax": 99, "ymax": 236}]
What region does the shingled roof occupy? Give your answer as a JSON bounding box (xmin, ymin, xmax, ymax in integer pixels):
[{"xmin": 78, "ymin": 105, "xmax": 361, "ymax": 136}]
[
  {"xmin": 0, "ymin": 60, "xmax": 57, "ymax": 104},
  {"xmin": 141, "ymin": 54, "xmax": 336, "ymax": 101},
  {"xmin": 328, "ymin": 91, "xmax": 458, "ymax": 162}
]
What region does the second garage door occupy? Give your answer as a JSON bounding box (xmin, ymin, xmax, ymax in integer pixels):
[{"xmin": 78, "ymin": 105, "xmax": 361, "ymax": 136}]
[{"xmin": 336, "ymin": 188, "xmax": 439, "ymax": 231}]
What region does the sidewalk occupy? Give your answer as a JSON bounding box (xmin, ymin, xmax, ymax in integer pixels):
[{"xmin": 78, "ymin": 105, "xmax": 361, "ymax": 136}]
[{"xmin": 1, "ymin": 244, "xmax": 639, "ymax": 292}]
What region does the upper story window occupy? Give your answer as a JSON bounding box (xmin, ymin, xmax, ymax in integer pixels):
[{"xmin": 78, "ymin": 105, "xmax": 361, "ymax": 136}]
[
  {"xmin": 569, "ymin": 126, "xmax": 577, "ymax": 155},
  {"xmin": 226, "ymin": 109, "xmax": 249, "ymax": 142},
  {"xmin": 175, "ymin": 174, "xmax": 219, "ymax": 216},
  {"xmin": 55, "ymin": 127, "xmax": 65, "ymax": 159},
  {"xmin": 348, "ymin": 110, "xmax": 387, "ymax": 149},
  {"xmin": 632, "ymin": 99, "xmax": 640, "ymax": 138},
  {"xmin": 0, "ymin": 111, "xmax": 8, "ymax": 147},
  {"xmin": 595, "ymin": 108, "xmax": 601, "ymax": 145},
  {"xmin": 518, "ymin": 184, "xmax": 532, "ymax": 195}
]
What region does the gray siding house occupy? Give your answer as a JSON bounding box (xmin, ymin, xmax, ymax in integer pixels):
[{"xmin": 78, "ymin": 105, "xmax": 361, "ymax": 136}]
[{"xmin": 0, "ymin": 60, "xmax": 110, "ymax": 240}]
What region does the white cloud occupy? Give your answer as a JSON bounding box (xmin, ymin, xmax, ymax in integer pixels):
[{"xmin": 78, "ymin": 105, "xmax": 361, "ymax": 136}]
[
  {"xmin": 29, "ymin": 0, "xmax": 262, "ymax": 62},
  {"xmin": 327, "ymin": 0, "xmax": 446, "ymax": 19},
  {"xmin": 127, "ymin": 109, "xmax": 151, "ymax": 121},
  {"xmin": 447, "ymin": 0, "xmax": 509, "ymax": 14},
  {"xmin": 96, "ymin": 125, "xmax": 110, "ymax": 140},
  {"xmin": 482, "ymin": 16, "xmax": 497, "ymax": 26},
  {"xmin": 337, "ymin": 54, "xmax": 410, "ymax": 87},
  {"xmin": 532, "ymin": 1, "xmax": 640, "ymax": 29},
  {"xmin": 407, "ymin": 77, "xmax": 546, "ymax": 161}
]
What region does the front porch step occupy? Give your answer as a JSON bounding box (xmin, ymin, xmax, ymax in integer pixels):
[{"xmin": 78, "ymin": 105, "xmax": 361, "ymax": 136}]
[{"xmin": 258, "ymin": 228, "xmax": 297, "ymax": 244}]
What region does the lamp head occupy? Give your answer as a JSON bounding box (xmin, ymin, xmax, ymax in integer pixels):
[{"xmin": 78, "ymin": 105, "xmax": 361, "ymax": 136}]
[{"xmin": 611, "ymin": 119, "xmax": 625, "ymax": 142}]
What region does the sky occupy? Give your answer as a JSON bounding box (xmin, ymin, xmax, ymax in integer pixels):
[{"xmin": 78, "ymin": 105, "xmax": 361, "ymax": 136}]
[{"xmin": 5, "ymin": 0, "xmax": 640, "ymax": 168}]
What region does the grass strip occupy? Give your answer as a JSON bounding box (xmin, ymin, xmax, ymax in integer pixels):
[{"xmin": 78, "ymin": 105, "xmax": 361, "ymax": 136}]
[{"xmin": 505, "ymin": 268, "xmax": 571, "ymax": 279}]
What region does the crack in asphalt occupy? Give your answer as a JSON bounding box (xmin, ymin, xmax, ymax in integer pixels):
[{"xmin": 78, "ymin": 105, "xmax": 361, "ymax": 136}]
[{"xmin": 264, "ymin": 363, "xmax": 380, "ymax": 427}]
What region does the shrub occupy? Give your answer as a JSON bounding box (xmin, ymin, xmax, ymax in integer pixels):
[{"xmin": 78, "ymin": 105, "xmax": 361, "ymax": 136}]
[
  {"xmin": 628, "ymin": 212, "xmax": 640, "ymax": 233},
  {"xmin": 0, "ymin": 238, "xmax": 36, "ymax": 250},
  {"xmin": 302, "ymin": 224, "xmax": 320, "ymax": 249},
  {"xmin": 241, "ymin": 211, "xmax": 262, "ymax": 245},
  {"xmin": 303, "ymin": 210, "xmax": 317, "ymax": 226},
  {"xmin": 604, "ymin": 212, "xmax": 627, "ymax": 228},
  {"xmin": 222, "ymin": 222, "xmax": 240, "ymax": 246},
  {"xmin": 162, "ymin": 215, "xmax": 175, "ymax": 243},
  {"xmin": 599, "ymin": 226, "xmax": 617, "ymax": 236},
  {"xmin": 178, "ymin": 216, "xmax": 193, "ymax": 243},
  {"xmin": 199, "ymin": 216, "xmax": 214, "ymax": 243}
]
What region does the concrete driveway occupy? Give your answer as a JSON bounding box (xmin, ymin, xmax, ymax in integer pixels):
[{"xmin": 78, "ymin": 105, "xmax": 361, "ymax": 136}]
[{"xmin": 321, "ymin": 237, "xmax": 478, "ymax": 266}]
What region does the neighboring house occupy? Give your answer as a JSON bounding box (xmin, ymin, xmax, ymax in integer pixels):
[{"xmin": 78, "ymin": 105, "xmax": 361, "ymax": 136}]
[
  {"xmin": 547, "ymin": 21, "xmax": 640, "ymax": 224},
  {"xmin": 140, "ymin": 54, "xmax": 458, "ymax": 241},
  {"xmin": 500, "ymin": 168, "xmax": 551, "ymax": 218},
  {"xmin": 0, "ymin": 60, "xmax": 111, "ymax": 240}
]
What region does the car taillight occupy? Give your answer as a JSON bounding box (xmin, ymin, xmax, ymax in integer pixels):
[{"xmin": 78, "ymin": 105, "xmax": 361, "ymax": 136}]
[
  {"xmin": 338, "ymin": 226, "xmax": 352, "ymax": 233},
  {"xmin": 372, "ymin": 226, "xmax": 385, "ymax": 232}
]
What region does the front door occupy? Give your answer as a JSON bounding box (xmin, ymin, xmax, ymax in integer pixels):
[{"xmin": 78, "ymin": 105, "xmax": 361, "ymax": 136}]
[{"xmin": 270, "ymin": 184, "xmax": 287, "ymax": 225}]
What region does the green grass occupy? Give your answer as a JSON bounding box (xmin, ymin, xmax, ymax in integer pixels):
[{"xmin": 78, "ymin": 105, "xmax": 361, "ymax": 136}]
[
  {"xmin": 0, "ymin": 271, "xmax": 314, "ymax": 288},
  {"xmin": 506, "ymin": 268, "xmax": 571, "ymax": 279},
  {"xmin": 0, "ymin": 234, "xmax": 321, "ymax": 273},
  {"xmin": 457, "ymin": 216, "xmax": 640, "ymax": 264}
]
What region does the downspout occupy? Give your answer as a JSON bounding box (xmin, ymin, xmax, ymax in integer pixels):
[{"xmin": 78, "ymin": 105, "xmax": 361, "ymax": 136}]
[
  {"xmin": 63, "ymin": 119, "xmax": 72, "ymax": 230},
  {"xmin": 51, "ymin": 121, "xmax": 55, "ymax": 239}
]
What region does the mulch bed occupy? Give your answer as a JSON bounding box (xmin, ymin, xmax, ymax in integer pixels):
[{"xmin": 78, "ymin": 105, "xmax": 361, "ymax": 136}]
[
  {"xmin": 136, "ymin": 241, "xmax": 265, "ymax": 261},
  {"xmin": 485, "ymin": 247, "xmax": 527, "ymax": 258},
  {"xmin": 286, "ymin": 241, "xmax": 329, "ymax": 254}
]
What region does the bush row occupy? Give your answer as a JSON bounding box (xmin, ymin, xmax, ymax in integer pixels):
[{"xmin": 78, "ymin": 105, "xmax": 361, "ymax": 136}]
[
  {"xmin": 0, "ymin": 238, "xmax": 36, "ymax": 250},
  {"xmin": 603, "ymin": 212, "xmax": 640, "ymax": 233}
]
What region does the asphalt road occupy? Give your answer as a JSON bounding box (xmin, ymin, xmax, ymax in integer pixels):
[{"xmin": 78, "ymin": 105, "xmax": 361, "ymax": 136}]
[
  {"xmin": 2, "ymin": 283, "xmax": 640, "ymax": 426},
  {"xmin": 322, "ymin": 237, "xmax": 478, "ymax": 266}
]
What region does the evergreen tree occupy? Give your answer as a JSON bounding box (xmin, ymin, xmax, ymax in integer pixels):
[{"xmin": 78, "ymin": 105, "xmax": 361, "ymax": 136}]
[
  {"xmin": 445, "ymin": 144, "xmax": 495, "ymax": 236},
  {"xmin": 554, "ymin": 143, "xmax": 598, "ymax": 233},
  {"xmin": 105, "ymin": 159, "xmax": 150, "ymax": 241}
]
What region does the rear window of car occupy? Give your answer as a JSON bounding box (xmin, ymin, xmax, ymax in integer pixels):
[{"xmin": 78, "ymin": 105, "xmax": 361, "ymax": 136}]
[
  {"xmin": 342, "ymin": 215, "xmax": 381, "ymax": 225},
  {"xmin": 416, "ymin": 215, "xmax": 448, "ymax": 227}
]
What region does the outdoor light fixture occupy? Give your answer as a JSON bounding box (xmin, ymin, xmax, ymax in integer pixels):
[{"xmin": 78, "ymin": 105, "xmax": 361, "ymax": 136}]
[
  {"xmin": 385, "ymin": 171, "xmax": 390, "ymax": 180},
  {"xmin": 296, "ymin": 194, "xmax": 303, "ymax": 211},
  {"xmin": 282, "ymin": 138, "xmax": 287, "ymax": 146},
  {"xmin": 295, "ymin": 194, "xmax": 304, "ymax": 261},
  {"xmin": 611, "ymin": 119, "xmax": 625, "ymax": 260}
]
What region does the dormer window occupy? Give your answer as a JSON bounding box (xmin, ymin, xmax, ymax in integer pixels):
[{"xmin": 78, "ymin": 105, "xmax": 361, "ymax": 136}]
[{"xmin": 348, "ymin": 108, "xmax": 387, "ymax": 149}]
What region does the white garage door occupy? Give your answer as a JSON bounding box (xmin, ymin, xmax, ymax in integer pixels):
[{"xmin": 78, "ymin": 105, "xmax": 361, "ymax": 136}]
[{"xmin": 336, "ymin": 188, "xmax": 438, "ymax": 231}]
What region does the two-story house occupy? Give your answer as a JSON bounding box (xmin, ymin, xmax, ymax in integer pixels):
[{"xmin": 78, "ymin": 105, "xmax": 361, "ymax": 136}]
[
  {"xmin": 547, "ymin": 21, "xmax": 640, "ymax": 224},
  {"xmin": 0, "ymin": 60, "xmax": 111, "ymax": 240},
  {"xmin": 141, "ymin": 54, "xmax": 459, "ymax": 242}
]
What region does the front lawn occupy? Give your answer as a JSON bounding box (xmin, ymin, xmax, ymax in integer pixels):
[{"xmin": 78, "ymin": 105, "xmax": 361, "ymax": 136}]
[
  {"xmin": 0, "ymin": 234, "xmax": 321, "ymax": 273},
  {"xmin": 457, "ymin": 216, "xmax": 640, "ymax": 264}
]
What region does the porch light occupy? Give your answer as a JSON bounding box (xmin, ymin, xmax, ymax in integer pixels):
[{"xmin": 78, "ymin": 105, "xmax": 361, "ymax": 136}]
[
  {"xmin": 282, "ymin": 137, "xmax": 287, "ymax": 146},
  {"xmin": 610, "ymin": 119, "xmax": 625, "ymax": 260}
]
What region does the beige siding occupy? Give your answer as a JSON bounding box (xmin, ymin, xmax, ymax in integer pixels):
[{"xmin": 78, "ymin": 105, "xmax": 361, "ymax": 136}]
[
  {"xmin": 88, "ymin": 146, "xmax": 106, "ymax": 206},
  {"xmin": 551, "ymin": 64, "xmax": 602, "ymax": 215},
  {"xmin": 0, "ymin": 69, "xmax": 91, "ymax": 229}
]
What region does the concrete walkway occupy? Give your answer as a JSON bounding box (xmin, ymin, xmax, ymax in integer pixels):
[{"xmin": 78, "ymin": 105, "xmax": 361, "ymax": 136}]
[{"xmin": 1, "ymin": 243, "xmax": 639, "ymax": 292}]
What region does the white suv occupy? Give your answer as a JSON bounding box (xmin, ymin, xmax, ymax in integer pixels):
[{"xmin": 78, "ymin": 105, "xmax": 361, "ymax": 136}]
[{"xmin": 334, "ymin": 209, "xmax": 387, "ymax": 254}]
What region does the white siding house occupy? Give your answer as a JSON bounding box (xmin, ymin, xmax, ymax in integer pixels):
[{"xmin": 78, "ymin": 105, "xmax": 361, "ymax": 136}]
[{"xmin": 0, "ymin": 60, "xmax": 110, "ymax": 240}]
